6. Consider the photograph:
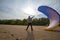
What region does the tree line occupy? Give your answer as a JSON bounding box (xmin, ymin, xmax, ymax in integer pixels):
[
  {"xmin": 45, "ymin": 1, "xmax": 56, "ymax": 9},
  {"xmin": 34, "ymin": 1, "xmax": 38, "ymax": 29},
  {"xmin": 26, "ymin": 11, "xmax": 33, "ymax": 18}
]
[{"xmin": 0, "ymin": 18, "xmax": 50, "ymax": 26}]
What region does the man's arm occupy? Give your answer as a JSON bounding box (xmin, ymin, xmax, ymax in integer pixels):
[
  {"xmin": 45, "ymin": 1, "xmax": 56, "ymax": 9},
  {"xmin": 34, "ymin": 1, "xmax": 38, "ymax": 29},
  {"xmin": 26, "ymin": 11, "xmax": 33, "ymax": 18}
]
[{"xmin": 32, "ymin": 16, "xmax": 34, "ymax": 18}]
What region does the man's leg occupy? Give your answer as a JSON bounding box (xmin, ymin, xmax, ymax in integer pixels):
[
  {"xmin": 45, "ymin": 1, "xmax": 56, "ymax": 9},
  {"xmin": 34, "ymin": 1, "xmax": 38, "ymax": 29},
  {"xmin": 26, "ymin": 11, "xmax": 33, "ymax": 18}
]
[
  {"xmin": 30, "ymin": 23, "xmax": 33, "ymax": 31},
  {"xmin": 26, "ymin": 23, "xmax": 29, "ymax": 30}
]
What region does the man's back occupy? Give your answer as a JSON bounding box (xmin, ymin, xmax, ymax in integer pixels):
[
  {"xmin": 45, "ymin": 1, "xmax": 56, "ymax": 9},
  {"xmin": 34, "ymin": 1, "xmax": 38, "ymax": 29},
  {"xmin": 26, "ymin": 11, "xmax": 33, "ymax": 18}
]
[{"xmin": 27, "ymin": 16, "xmax": 32, "ymax": 23}]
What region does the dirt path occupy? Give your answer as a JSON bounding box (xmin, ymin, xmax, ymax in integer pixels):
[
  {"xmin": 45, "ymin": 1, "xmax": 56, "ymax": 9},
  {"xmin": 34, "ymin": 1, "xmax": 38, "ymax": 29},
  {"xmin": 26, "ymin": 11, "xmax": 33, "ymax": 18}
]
[{"xmin": 0, "ymin": 25, "xmax": 60, "ymax": 40}]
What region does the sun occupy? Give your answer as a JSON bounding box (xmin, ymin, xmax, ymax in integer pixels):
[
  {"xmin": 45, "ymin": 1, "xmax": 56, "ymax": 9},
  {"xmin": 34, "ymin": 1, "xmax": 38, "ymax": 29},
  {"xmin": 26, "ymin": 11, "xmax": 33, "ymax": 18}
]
[{"xmin": 22, "ymin": 6, "xmax": 36, "ymax": 15}]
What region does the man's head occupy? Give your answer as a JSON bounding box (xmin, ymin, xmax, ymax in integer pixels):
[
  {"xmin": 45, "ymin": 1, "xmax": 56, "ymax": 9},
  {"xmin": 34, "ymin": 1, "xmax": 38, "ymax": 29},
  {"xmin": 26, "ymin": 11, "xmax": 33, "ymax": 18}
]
[{"xmin": 28, "ymin": 16, "xmax": 30, "ymax": 18}]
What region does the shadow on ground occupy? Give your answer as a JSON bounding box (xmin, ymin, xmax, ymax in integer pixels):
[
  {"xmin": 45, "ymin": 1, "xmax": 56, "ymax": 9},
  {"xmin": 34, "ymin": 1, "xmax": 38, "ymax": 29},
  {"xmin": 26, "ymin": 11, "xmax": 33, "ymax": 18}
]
[{"xmin": 25, "ymin": 31, "xmax": 35, "ymax": 40}]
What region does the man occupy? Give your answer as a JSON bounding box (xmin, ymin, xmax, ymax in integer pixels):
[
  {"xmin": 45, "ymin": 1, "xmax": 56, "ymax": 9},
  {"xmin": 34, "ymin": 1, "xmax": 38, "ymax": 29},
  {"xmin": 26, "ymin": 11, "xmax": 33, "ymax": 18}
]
[{"xmin": 26, "ymin": 16, "xmax": 34, "ymax": 31}]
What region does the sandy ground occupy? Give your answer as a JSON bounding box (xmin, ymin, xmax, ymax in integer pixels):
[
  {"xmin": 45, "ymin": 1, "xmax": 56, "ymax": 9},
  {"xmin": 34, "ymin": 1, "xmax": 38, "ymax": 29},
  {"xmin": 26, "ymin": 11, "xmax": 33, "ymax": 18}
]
[{"xmin": 0, "ymin": 25, "xmax": 60, "ymax": 40}]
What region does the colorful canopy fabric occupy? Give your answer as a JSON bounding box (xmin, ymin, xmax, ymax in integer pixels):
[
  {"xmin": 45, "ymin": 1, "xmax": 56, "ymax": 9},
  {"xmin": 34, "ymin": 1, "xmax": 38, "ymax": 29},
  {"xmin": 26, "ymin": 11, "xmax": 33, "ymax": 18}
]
[{"xmin": 38, "ymin": 6, "xmax": 60, "ymax": 28}]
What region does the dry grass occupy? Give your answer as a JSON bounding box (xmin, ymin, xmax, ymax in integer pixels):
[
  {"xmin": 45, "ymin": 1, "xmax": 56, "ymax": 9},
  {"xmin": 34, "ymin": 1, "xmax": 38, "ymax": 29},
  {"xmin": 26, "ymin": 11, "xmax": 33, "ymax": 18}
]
[{"xmin": 0, "ymin": 25, "xmax": 60, "ymax": 40}]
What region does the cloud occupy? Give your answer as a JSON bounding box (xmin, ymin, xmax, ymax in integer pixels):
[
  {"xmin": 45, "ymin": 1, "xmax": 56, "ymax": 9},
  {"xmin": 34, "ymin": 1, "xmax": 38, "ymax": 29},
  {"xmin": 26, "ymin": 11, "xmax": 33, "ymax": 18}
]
[{"xmin": 0, "ymin": 0, "xmax": 60, "ymax": 19}]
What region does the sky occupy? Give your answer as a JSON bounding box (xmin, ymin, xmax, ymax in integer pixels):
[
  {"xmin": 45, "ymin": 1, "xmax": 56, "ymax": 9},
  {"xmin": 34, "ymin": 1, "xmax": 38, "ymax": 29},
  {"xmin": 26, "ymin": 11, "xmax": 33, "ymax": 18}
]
[{"xmin": 0, "ymin": 0, "xmax": 60, "ymax": 19}]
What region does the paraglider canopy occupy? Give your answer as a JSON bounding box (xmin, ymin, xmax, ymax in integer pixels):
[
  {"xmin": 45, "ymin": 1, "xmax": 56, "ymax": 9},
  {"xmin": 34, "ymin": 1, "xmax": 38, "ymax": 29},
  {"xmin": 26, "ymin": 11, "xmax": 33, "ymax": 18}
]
[
  {"xmin": 38, "ymin": 6, "xmax": 60, "ymax": 22},
  {"xmin": 38, "ymin": 6, "xmax": 60, "ymax": 30}
]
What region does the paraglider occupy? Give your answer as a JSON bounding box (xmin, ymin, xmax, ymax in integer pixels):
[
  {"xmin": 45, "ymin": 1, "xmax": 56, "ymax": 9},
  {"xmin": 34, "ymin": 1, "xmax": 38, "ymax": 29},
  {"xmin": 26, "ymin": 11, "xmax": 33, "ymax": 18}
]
[{"xmin": 38, "ymin": 6, "xmax": 60, "ymax": 30}]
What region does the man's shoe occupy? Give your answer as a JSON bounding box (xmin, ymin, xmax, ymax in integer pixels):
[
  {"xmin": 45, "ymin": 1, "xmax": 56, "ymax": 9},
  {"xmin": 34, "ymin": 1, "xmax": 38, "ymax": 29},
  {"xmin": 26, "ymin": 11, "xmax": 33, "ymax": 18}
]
[
  {"xmin": 31, "ymin": 29, "xmax": 33, "ymax": 31},
  {"xmin": 26, "ymin": 29, "xmax": 27, "ymax": 31}
]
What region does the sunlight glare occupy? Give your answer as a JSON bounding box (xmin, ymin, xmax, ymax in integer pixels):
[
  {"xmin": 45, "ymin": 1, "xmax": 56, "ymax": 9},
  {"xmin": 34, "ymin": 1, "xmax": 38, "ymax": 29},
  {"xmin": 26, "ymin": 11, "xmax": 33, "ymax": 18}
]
[{"xmin": 22, "ymin": 7, "xmax": 36, "ymax": 15}]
